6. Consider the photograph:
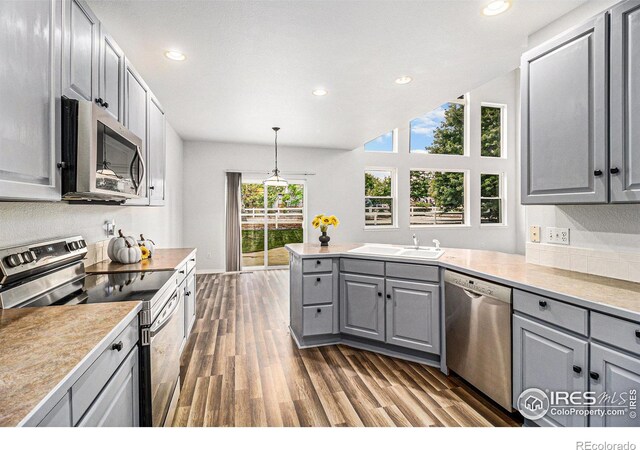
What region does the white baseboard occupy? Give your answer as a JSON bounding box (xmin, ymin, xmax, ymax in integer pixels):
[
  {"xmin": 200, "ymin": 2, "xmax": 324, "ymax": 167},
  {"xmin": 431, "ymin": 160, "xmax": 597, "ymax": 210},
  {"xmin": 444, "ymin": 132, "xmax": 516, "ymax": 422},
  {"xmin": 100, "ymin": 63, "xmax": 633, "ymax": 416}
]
[{"xmin": 196, "ymin": 268, "xmax": 225, "ymax": 275}]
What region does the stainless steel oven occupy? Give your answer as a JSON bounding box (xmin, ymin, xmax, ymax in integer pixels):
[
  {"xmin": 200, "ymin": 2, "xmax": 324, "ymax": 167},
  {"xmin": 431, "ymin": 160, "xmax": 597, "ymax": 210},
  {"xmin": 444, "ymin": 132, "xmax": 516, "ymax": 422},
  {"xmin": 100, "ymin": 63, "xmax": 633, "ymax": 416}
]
[
  {"xmin": 61, "ymin": 96, "xmax": 145, "ymax": 202},
  {"xmin": 148, "ymin": 290, "xmax": 184, "ymax": 427}
]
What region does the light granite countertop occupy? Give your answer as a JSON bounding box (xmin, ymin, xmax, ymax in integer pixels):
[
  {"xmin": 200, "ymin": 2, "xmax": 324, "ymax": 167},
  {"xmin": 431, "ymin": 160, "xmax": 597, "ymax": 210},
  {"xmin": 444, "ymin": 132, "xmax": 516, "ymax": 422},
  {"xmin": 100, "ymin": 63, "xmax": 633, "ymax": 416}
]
[
  {"xmin": 85, "ymin": 248, "xmax": 196, "ymax": 274},
  {"xmin": 0, "ymin": 302, "xmax": 141, "ymax": 427},
  {"xmin": 286, "ymin": 243, "xmax": 640, "ymax": 321}
]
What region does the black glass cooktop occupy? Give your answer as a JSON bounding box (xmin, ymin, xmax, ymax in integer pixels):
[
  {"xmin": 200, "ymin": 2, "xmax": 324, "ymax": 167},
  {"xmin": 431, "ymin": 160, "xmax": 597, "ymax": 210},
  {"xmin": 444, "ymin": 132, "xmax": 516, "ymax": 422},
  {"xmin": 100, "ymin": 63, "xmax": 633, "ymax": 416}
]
[{"xmin": 49, "ymin": 270, "xmax": 175, "ymax": 306}]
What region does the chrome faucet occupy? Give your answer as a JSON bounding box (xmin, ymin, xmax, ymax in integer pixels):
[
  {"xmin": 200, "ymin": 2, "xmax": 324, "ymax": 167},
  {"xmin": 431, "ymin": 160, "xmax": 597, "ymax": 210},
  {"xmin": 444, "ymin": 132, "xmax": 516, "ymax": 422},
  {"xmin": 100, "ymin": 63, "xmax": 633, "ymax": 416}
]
[
  {"xmin": 412, "ymin": 234, "xmax": 419, "ymax": 249},
  {"xmin": 432, "ymin": 239, "xmax": 441, "ymax": 250}
]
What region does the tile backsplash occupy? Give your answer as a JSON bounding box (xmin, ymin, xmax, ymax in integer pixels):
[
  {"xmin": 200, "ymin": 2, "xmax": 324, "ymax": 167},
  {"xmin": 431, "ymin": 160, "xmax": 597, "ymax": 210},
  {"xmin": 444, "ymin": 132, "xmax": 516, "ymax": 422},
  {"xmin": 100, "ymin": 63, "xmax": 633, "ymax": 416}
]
[
  {"xmin": 526, "ymin": 242, "xmax": 640, "ymax": 283},
  {"xmin": 83, "ymin": 239, "xmax": 111, "ymax": 267}
]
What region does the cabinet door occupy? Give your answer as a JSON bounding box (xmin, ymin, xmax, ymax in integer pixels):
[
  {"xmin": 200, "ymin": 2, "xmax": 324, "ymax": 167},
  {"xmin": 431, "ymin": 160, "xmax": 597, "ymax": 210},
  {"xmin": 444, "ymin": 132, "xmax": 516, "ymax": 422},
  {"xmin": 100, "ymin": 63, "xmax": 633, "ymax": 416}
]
[
  {"xmin": 148, "ymin": 94, "xmax": 166, "ymax": 206},
  {"xmin": 124, "ymin": 60, "xmax": 149, "ymax": 205},
  {"xmin": 0, "ymin": 0, "xmax": 61, "ymax": 201},
  {"xmin": 38, "ymin": 392, "xmax": 72, "ymax": 427},
  {"xmin": 77, "ymin": 346, "xmax": 139, "ymax": 427},
  {"xmin": 520, "ymin": 14, "xmax": 608, "ymax": 205},
  {"xmin": 589, "ymin": 343, "xmax": 640, "ymax": 427},
  {"xmin": 610, "ymin": 1, "xmax": 640, "ymax": 202},
  {"xmin": 385, "ymin": 279, "xmax": 440, "ymax": 354},
  {"xmin": 513, "ymin": 315, "xmax": 588, "ymax": 427},
  {"xmin": 184, "ymin": 271, "xmax": 196, "ymax": 337},
  {"xmin": 98, "ymin": 26, "xmax": 124, "ymax": 122},
  {"xmin": 340, "ymin": 273, "xmax": 385, "ymax": 341},
  {"xmin": 62, "ymin": 0, "xmax": 98, "ymax": 102}
]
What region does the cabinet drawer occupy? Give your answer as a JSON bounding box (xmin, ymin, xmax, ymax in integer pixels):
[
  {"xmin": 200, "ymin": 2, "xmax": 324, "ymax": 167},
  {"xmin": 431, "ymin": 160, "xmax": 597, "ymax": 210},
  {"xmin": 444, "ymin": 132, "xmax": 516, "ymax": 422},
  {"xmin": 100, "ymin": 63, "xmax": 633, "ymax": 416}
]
[
  {"xmin": 303, "ymin": 305, "xmax": 333, "ymax": 336},
  {"xmin": 340, "ymin": 258, "xmax": 385, "ymax": 276},
  {"xmin": 591, "ymin": 312, "xmax": 640, "ymax": 356},
  {"xmin": 513, "ymin": 290, "xmax": 588, "ymax": 335},
  {"xmin": 71, "ymin": 317, "xmax": 139, "ymax": 424},
  {"xmin": 303, "ymin": 274, "xmax": 333, "ymax": 305},
  {"xmin": 385, "ymin": 262, "xmax": 439, "ymax": 283},
  {"xmin": 302, "ymin": 258, "xmax": 333, "ymax": 273},
  {"xmin": 186, "ymin": 253, "xmax": 197, "ymax": 274}
]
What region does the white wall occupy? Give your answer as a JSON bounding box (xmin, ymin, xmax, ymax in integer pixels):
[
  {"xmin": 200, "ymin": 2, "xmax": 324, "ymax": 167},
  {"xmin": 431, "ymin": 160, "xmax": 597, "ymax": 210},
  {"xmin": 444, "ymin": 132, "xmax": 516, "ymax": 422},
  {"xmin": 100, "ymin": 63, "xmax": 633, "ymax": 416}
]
[
  {"xmin": 0, "ymin": 123, "xmax": 185, "ymax": 249},
  {"xmin": 522, "ymin": 0, "xmax": 640, "ymax": 254},
  {"xmin": 184, "ymin": 71, "xmax": 520, "ymax": 272}
]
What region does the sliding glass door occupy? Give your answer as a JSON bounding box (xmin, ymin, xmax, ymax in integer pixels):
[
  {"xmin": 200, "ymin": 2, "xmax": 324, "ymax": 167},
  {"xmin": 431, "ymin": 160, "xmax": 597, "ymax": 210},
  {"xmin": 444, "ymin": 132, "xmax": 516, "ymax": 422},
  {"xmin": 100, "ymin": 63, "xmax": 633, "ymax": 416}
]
[{"xmin": 241, "ymin": 180, "xmax": 305, "ymax": 269}]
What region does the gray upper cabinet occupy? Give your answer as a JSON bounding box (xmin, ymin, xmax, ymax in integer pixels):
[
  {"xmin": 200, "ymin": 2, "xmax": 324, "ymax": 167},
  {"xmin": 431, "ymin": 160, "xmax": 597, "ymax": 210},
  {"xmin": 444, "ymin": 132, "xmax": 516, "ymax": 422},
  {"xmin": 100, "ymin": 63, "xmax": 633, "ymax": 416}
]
[
  {"xmin": 62, "ymin": 0, "xmax": 99, "ymax": 102},
  {"xmin": 610, "ymin": 0, "xmax": 640, "ymax": 202},
  {"xmin": 148, "ymin": 94, "xmax": 166, "ymax": 206},
  {"xmin": 513, "ymin": 315, "xmax": 588, "ymax": 427},
  {"xmin": 589, "ymin": 343, "xmax": 640, "ymax": 427},
  {"xmin": 124, "ymin": 60, "xmax": 149, "ymax": 205},
  {"xmin": 521, "ymin": 13, "xmax": 608, "ymax": 205},
  {"xmin": 0, "ymin": 0, "xmax": 61, "ymax": 201},
  {"xmin": 340, "ymin": 273, "xmax": 385, "ymax": 341},
  {"xmin": 385, "ymin": 279, "xmax": 440, "ymax": 354},
  {"xmin": 98, "ymin": 26, "xmax": 124, "ymax": 122}
]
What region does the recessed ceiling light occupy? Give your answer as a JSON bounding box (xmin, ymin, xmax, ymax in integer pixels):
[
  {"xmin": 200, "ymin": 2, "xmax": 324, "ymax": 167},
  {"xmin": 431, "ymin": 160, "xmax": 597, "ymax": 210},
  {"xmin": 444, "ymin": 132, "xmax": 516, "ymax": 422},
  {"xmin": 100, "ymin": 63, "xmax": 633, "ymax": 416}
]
[
  {"xmin": 482, "ymin": 0, "xmax": 510, "ymax": 16},
  {"xmin": 164, "ymin": 50, "xmax": 186, "ymax": 61},
  {"xmin": 395, "ymin": 76, "xmax": 413, "ymax": 85},
  {"xmin": 312, "ymin": 89, "xmax": 328, "ymax": 96}
]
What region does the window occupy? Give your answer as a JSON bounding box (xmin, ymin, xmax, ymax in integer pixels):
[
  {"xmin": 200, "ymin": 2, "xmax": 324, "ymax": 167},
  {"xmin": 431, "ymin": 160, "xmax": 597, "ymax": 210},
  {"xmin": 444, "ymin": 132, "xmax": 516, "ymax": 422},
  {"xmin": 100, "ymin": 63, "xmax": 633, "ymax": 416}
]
[
  {"xmin": 410, "ymin": 102, "xmax": 465, "ymax": 155},
  {"xmin": 481, "ymin": 104, "xmax": 504, "ymax": 157},
  {"xmin": 365, "ymin": 169, "xmax": 395, "ymax": 227},
  {"xmin": 409, "ymin": 170, "xmax": 466, "ymax": 226},
  {"xmin": 364, "ymin": 130, "xmax": 396, "ymax": 153},
  {"xmin": 480, "ymin": 173, "xmax": 504, "ymax": 224}
]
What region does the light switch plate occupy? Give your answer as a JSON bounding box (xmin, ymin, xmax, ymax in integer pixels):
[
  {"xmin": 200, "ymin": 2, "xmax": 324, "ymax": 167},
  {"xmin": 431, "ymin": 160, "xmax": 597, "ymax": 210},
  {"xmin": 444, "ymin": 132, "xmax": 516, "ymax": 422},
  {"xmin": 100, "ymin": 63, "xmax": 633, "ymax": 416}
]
[
  {"xmin": 546, "ymin": 227, "xmax": 570, "ymax": 245},
  {"xmin": 529, "ymin": 226, "xmax": 541, "ymax": 243}
]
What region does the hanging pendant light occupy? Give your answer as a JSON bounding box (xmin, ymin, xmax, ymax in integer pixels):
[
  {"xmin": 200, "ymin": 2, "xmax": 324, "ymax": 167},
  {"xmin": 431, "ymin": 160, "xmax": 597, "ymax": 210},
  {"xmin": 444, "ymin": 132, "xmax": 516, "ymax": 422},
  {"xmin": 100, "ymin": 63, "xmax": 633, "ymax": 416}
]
[{"xmin": 263, "ymin": 126, "xmax": 288, "ymax": 187}]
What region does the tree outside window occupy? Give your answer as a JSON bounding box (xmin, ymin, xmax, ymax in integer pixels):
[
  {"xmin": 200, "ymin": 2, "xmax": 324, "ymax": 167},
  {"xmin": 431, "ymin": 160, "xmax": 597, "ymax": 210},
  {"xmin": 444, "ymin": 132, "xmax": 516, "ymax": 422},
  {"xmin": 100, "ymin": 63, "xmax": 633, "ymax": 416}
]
[
  {"xmin": 480, "ymin": 174, "xmax": 503, "ymax": 224},
  {"xmin": 365, "ymin": 170, "xmax": 394, "ymax": 227},
  {"xmin": 481, "ymin": 105, "xmax": 503, "ymax": 157}
]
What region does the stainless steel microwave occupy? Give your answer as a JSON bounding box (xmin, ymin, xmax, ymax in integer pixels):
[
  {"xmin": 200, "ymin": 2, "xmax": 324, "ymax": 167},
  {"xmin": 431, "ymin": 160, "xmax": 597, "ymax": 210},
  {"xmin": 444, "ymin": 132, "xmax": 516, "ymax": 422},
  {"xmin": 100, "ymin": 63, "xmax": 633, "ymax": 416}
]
[{"xmin": 61, "ymin": 96, "xmax": 144, "ymax": 203}]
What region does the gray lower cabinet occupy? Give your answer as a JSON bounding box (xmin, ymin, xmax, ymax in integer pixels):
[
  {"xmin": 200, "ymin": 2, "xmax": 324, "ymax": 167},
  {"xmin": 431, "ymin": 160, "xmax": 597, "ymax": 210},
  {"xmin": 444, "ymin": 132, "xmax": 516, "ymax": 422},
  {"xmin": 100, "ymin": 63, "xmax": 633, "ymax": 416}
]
[
  {"xmin": 589, "ymin": 343, "xmax": 640, "ymax": 427},
  {"xmin": 63, "ymin": 0, "xmax": 99, "ymax": 102},
  {"xmin": 77, "ymin": 346, "xmax": 140, "ymax": 427},
  {"xmin": 513, "ymin": 314, "xmax": 588, "ymax": 427},
  {"xmin": 98, "ymin": 25, "xmax": 124, "ymax": 122},
  {"xmin": 0, "ymin": 0, "xmax": 61, "ymax": 201},
  {"xmin": 385, "ymin": 279, "xmax": 440, "ymax": 353},
  {"xmin": 148, "ymin": 94, "xmax": 166, "ymax": 206},
  {"xmin": 340, "ymin": 273, "xmax": 385, "ymax": 342},
  {"xmin": 520, "ymin": 13, "xmax": 608, "ymax": 204},
  {"xmin": 610, "ymin": 0, "xmax": 640, "ymax": 202},
  {"xmin": 184, "ymin": 270, "xmax": 196, "ymax": 337},
  {"xmin": 38, "ymin": 392, "xmax": 72, "ymax": 427}
]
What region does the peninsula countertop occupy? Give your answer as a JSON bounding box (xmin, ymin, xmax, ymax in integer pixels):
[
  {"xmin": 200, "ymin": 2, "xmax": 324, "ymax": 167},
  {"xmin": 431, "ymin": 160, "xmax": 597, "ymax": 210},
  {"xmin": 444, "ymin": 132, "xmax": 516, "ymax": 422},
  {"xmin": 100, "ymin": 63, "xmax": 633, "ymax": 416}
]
[
  {"xmin": 285, "ymin": 243, "xmax": 640, "ymax": 320},
  {"xmin": 0, "ymin": 301, "xmax": 142, "ymax": 427},
  {"xmin": 85, "ymin": 248, "xmax": 196, "ymax": 274}
]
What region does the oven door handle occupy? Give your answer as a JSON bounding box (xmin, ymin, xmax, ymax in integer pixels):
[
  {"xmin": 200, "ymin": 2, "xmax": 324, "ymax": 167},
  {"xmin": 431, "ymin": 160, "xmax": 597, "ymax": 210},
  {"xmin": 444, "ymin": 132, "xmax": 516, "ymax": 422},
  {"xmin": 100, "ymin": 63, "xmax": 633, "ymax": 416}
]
[{"xmin": 150, "ymin": 293, "xmax": 180, "ymax": 338}]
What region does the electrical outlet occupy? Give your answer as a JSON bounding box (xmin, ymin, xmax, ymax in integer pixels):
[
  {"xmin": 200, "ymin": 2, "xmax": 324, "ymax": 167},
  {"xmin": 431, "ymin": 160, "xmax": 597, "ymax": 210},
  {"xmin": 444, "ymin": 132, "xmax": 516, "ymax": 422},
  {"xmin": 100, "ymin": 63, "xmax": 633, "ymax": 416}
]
[
  {"xmin": 529, "ymin": 226, "xmax": 541, "ymax": 243},
  {"xmin": 104, "ymin": 220, "xmax": 116, "ymax": 237},
  {"xmin": 546, "ymin": 227, "xmax": 570, "ymax": 245}
]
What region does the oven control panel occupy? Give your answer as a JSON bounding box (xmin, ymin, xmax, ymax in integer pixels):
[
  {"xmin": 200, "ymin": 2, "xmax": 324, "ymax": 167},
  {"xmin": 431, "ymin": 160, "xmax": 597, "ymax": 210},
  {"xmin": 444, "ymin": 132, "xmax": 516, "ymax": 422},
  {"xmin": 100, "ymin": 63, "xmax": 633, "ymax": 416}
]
[{"xmin": 0, "ymin": 236, "xmax": 87, "ymax": 286}]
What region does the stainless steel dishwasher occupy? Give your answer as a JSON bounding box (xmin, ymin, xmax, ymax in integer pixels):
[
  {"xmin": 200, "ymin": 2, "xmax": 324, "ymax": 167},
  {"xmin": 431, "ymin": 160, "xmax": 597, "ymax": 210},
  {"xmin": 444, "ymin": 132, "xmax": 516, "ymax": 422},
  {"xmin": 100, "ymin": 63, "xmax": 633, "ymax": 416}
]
[{"xmin": 444, "ymin": 270, "xmax": 513, "ymax": 411}]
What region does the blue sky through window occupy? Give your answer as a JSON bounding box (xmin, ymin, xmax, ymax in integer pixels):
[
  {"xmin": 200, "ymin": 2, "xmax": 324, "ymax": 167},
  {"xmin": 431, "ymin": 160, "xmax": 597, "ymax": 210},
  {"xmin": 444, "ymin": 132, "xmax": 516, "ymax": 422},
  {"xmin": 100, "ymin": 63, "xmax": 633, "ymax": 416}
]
[
  {"xmin": 364, "ymin": 131, "xmax": 394, "ymax": 152},
  {"xmin": 410, "ymin": 103, "xmax": 455, "ymax": 153}
]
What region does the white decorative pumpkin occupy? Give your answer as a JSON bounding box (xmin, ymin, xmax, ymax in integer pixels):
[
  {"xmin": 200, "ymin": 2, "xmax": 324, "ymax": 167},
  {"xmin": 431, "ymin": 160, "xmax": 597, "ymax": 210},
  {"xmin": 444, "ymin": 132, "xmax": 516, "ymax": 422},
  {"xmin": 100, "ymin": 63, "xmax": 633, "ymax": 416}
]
[
  {"xmin": 107, "ymin": 229, "xmax": 137, "ymax": 261},
  {"xmin": 137, "ymin": 234, "xmax": 156, "ymax": 256},
  {"xmin": 115, "ymin": 241, "xmax": 142, "ymax": 264}
]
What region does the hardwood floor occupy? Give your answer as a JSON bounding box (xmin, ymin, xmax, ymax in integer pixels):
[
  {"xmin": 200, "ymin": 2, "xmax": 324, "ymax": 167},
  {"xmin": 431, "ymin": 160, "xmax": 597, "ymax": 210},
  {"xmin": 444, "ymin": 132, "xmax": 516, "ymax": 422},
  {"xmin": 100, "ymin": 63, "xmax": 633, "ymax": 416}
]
[{"xmin": 172, "ymin": 270, "xmax": 521, "ymax": 427}]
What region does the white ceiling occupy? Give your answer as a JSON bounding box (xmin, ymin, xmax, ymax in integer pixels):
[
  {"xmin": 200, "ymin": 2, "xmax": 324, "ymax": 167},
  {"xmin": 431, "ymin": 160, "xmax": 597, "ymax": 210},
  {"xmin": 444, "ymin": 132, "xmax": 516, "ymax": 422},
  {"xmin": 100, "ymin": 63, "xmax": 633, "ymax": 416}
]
[{"xmin": 88, "ymin": 0, "xmax": 586, "ymax": 150}]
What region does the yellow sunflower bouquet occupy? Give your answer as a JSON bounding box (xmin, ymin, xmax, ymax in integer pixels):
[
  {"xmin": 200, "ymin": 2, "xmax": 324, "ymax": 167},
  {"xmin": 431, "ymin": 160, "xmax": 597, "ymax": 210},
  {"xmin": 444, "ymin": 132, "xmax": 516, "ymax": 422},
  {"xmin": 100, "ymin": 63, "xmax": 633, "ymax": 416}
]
[{"xmin": 312, "ymin": 214, "xmax": 339, "ymax": 246}]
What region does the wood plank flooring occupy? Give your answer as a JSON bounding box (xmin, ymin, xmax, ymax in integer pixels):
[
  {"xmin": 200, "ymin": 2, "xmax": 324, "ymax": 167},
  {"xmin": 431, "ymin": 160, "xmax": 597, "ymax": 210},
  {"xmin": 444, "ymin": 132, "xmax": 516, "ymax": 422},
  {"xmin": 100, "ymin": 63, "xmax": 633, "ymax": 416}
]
[{"xmin": 172, "ymin": 270, "xmax": 521, "ymax": 427}]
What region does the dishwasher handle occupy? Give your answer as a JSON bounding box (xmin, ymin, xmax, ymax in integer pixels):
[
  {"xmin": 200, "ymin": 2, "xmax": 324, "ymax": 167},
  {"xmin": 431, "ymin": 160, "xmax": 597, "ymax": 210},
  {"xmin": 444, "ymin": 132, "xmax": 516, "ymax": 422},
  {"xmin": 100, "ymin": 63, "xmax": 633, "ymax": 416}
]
[{"xmin": 462, "ymin": 288, "xmax": 483, "ymax": 299}]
